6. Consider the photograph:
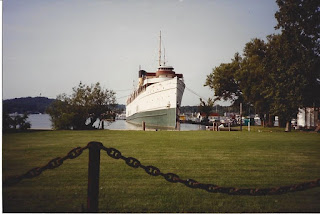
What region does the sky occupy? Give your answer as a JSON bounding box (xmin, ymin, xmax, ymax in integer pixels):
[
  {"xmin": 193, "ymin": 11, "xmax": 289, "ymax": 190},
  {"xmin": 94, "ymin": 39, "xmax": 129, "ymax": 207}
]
[{"xmin": 2, "ymin": 0, "xmax": 280, "ymax": 106}]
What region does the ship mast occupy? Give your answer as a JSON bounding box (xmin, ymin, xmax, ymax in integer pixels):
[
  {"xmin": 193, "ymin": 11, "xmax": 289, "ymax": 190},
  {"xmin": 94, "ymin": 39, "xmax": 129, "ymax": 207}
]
[
  {"xmin": 164, "ymin": 47, "xmax": 166, "ymax": 65},
  {"xmin": 159, "ymin": 31, "xmax": 162, "ymax": 66}
]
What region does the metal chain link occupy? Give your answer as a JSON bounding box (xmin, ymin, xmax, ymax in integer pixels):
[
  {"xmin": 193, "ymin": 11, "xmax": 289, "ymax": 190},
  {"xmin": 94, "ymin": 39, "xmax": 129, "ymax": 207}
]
[
  {"xmin": 100, "ymin": 145, "xmax": 320, "ymax": 196},
  {"xmin": 3, "ymin": 145, "xmax": 89, "ymax": 187}
]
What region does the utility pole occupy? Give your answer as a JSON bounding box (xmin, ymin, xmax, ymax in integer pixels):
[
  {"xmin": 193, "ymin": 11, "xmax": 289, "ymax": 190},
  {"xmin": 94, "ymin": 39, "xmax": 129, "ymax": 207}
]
[
  {"xmin": 248, "ymin": 105, "xmax": 250, "ymax": 131},
  {"xmin": 240, "ymin": 103, "xmax": 242, "ymax": 131}
]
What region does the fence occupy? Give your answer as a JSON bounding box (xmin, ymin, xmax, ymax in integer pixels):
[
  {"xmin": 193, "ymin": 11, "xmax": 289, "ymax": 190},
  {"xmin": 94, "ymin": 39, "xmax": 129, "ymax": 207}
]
[{"xmin": 3, "ymin": 141, "xmax": 320, "ymax": 212}]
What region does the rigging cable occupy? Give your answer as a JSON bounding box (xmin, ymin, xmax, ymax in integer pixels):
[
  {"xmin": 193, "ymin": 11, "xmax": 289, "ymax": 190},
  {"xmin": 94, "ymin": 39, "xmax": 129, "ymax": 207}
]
[
  {"xmin": 117, "ymin": 94, "xmax": 130, "ymax": 100},
  {"xmin": 114, "ymin": 89, "xmax": 132, "ymax": 92},
  {"xmin": 185, "ymin": 86, "xmax": 208, "ymax": 101}
]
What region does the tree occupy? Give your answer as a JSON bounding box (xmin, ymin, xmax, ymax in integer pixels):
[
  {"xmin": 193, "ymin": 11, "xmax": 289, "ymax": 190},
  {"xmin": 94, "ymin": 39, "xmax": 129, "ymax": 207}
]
[
  {"xmin": 239, "ymin": 38, "xmax": 274, "ymax": 126},
  {"xmin": 47, "ymin": 82, "xmax": 117, "ymax": 130},
  {"xmin": 3, "ymin": 112, "xmax": 31, "ymax": 132},
  {"xmin": 3, "ymin": 112, "xmax": 13, "ymax": 132},
  {"xmin": 14, "ymin": 113, "xmax": 31, "ymax": 130},
  {"xmin": 198, "ymin": 98, "xmax": 215, "ymax": 124},
  {"xmin": 268, "ymin": 0, "xmax": 320, "ymax": 131},
  {"xmin": 276, "ymin": 0, "xmax": 320, "ymax": 109},
  {"xmin": 205, "ymin": 1, "xmax": 320, "ymax": 131},
  {"xmin": 263, "ymin": 35, "xmax": 299, "ymax": 130},
  {"xmin": 275, "ymin": 0, "xmax": 320, "ymax": 57},
  {"xmin": 204, "ymin": 53, "xmax": 243, "ymax": 105},
  {"xmin": 205, "ymin": 50, "xmax": 268, "ymax": 124},
  {"xmin": 263, "ymin": 33, "xmax": 318, "ymax": 131}
]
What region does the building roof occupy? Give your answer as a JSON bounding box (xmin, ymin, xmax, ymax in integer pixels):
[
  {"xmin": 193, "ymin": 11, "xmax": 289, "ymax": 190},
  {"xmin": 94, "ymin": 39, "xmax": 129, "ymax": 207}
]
[{"xmin": 200, "ymin": 112, "xmax": 220, "ymax": 117}]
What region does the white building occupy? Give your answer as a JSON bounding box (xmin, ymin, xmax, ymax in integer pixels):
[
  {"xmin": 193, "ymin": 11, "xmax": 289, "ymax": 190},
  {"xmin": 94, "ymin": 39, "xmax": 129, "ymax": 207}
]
[{"xmin": 297, "ymin": 107, "xmax": 319, "ymax": 129}]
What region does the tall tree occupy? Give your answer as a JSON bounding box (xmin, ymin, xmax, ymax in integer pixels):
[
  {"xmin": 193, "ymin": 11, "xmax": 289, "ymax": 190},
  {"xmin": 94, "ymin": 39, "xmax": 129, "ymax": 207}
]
[
  {"xmin": 47, "ymin": 82, "xmax": 117, "ymax": 130},
  {"xmin": 275, "ymin": 0, "xmax": 320, "ymax": 108},
  {"xmin": 205, "ymin": 0, "xmax": 319, "ymax": 131},
  {"xmin": 239, "ymin": 38, "xmax": 273, "ymax": 126},
  {"xmin": 204, "ymin": 53, "xmax": 243, "ymax": 105},
  {"xmin": 275, "ymin": 0, "xmax": 320, "ymax": 56},
  {"xmin": 264, "ymin": 34, "xmax": 307, "ymax": 131},
  {"xmin": 270, "ymin": 0, "xmax": 320, "ymax": 130}
]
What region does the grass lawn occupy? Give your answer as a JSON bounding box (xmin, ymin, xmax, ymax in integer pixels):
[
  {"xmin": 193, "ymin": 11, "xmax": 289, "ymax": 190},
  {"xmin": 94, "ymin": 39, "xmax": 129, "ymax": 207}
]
[{"xmin": 2, "ymin": 128, "xmax": 320, "ymax": 212}]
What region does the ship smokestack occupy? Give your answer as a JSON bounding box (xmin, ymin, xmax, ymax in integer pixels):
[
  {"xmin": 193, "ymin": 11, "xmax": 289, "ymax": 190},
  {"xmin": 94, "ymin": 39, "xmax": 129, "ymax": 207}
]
[
  {"xmin": 139, "ymin": 70, "xmax": 146, "ymax": 78},
  {"xmin": 138, "ymin": 70, "xmax": 146, "ymax": 86}
]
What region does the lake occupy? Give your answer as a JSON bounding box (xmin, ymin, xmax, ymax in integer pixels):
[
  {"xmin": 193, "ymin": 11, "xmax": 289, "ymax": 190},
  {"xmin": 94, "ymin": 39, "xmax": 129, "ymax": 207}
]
[{"xmin": 27, "ymin": 114, "xmax": 206, "ymax": 131}]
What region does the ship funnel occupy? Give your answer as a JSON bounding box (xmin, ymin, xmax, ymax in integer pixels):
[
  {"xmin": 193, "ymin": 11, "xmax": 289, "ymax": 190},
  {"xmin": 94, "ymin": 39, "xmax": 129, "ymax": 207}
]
[{"xmin": 139, "ymin": 70, "xmax": 146, "ymax": 78}]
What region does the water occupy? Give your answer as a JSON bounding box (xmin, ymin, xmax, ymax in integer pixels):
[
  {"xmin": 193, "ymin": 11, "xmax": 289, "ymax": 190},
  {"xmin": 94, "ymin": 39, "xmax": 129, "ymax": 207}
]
[
  {"xmin": 27, "ymin": 114, "xmax": 52, "ymax": 129},
  {"xmin": 27, "ymin": 114, "xmax": 206, "ymax": 131},
  {"xmin": 104, "ymin": 120, "xmax": 206, "ymax": 131}
]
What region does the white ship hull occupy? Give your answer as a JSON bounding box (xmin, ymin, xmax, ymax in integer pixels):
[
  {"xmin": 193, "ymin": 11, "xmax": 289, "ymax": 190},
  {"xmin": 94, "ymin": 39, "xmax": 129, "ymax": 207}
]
[{"xmin": 126, "ymin": 77, "xmax": 185, "ymax": 129}]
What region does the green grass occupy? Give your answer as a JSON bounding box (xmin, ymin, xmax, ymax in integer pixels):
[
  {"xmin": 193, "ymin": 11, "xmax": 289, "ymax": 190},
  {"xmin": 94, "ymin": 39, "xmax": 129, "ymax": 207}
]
[{"xmin": 3, "ymin": 129, "xmax": 320, "ymax": 212}]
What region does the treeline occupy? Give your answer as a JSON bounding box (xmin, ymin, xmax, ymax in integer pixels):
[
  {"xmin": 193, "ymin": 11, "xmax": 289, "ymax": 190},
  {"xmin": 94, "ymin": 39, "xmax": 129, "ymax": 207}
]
[
  {"xmin": 2, "ymin": 95, "xmax": 239, "ymax": 116},
  {"xmin": 3, "ymin": 96, "xmax": 126, "ymax": 114},
  {"xmin": 3, "ymin": 97, "xmax": 55, "ymax": 114},
  {"xmin": 205, "ymin": 0, "xmax": 320, "ymax": 131}
]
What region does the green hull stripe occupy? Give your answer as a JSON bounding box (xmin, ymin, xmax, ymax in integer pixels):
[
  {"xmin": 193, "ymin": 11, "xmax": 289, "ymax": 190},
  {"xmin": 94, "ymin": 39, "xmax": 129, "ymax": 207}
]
[{"xmin": 127, "ymin": 108, "xmax": 177, "ymax": 129}]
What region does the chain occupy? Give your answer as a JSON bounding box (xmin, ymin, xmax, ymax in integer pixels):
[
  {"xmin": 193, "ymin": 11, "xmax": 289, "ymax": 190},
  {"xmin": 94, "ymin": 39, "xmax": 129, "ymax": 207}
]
[
  {"xmin": 100, "ymin": 145, "xmax": 320, "ymax": 196},
  {"xmin": 4, "ymin": 142, "xmax": 320, "ymax": 196},
  {"xmin": 3, "ymin": 145, "xmax": 89, "ymax": 187}
]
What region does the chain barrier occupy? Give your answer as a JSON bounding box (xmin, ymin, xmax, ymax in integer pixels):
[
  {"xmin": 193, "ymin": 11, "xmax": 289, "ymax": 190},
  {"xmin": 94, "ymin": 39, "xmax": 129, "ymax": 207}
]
[
  {"xmin": 100, "ymin": 145, "xmax": 320, "ymax": 196},
  {"xmin": 3, "ymin": 145, "xmax": 89, "ymax": 187},
  {"xmin": 3, "ymin": 142, "xmax": 320, "ymax": 197}
]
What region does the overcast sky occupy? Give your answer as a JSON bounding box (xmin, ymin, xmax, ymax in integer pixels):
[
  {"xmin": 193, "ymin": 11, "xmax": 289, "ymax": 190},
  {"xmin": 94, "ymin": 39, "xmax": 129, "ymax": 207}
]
[{"xmin": 3, "ymin": 0, "xmax": 279, "ymax": 106}]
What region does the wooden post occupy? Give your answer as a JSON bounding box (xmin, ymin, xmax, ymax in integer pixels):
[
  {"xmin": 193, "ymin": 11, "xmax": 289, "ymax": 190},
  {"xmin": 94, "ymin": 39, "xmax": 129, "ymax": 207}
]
[
  {"xmin": 240, "ymin": 103, "xmax": 243, "ymax": 131},
  {"xmin": 142, "ymin": 121, "xmax": 146, "ymax": 131},
  {"xmin": 176, "ymin": 121, "xmax": 180, "ymax": 131},
  {"xmin": 87, "ymin": 142, "xmax": 102, "ymax": 212}
]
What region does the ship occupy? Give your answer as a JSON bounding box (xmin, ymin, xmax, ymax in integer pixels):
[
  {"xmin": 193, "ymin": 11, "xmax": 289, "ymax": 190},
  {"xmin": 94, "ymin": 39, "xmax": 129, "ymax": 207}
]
[{"xmin": 126, "ymin": 33, "xmax": 185, "ymax": 130}]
